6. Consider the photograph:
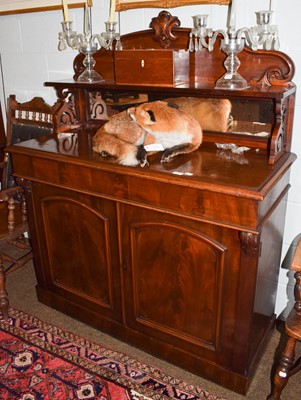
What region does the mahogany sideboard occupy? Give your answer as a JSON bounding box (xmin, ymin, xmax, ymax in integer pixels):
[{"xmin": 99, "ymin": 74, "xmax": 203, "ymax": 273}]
[{"xmin": 8, "ymin": 12, "xmax": 297, "ymax": 395}]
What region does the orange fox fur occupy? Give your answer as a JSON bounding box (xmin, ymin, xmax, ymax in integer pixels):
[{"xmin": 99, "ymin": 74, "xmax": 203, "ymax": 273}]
[
  {"xmin": 163, "ymin": 97, "xmax": 232, "ymax": 132},
  {"xmin": 93, "ymin": 100, "xmax": 203, "ymax": 167}
]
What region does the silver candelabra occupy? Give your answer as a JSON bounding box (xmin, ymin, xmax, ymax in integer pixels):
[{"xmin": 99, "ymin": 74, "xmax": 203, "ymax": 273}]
[
  {"xmin": 189, "ymin": 10, "xmax": 279, "ymax": 90},
  {"xmin": 58, "ymin": 3, "xmax": 122, "ymax": 82}
]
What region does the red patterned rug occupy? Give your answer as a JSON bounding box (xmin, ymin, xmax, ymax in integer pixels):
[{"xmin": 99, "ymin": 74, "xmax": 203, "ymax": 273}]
[{"xmin": 0, "ymin": 307, "xmax": 228, "ymax": 400}]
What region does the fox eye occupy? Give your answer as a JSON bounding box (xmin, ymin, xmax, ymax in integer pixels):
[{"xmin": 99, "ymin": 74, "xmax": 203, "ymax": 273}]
[{"xmin": 146, "ymin": 110, "xmax": 156, "ymax": 122}]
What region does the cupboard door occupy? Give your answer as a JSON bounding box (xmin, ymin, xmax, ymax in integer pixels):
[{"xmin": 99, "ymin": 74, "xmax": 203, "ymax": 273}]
[
  {"xmin": 32, "ymin": 183, "xmax": 123, "ymax": 321},
  {"xmin": 120, "ymin": 204, "xmax": 231, "ymax": 357}
]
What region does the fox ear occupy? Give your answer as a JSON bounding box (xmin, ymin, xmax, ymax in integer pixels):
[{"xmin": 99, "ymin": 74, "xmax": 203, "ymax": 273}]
[
  {"xmin": 146, "ymin": 109, "xmax": 156, "ymax": 123},
  {"xmin": 127, "ymin": 107, "xmax": 135, "ymax": 121}
]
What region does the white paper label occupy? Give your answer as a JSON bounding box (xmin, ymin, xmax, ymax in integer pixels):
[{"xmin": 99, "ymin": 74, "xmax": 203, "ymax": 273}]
[{"xmin": 144, "ymin": 143, "xmax": 164, "ymax": 152}]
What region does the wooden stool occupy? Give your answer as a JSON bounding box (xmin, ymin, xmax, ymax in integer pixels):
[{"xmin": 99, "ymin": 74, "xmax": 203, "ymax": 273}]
[{"xmin": 267, "ymin": 237, "xmax": 301, "ymax": 399}]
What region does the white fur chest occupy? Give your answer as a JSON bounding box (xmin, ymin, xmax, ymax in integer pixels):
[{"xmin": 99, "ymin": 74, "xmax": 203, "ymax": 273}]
[{"xmin": 148, "ymin": 130, "xmax": 193, "ymax": 149}]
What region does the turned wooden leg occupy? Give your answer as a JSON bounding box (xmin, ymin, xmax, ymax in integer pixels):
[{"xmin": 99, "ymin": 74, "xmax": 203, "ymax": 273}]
[
  {"xmin": 0, "ymin": 256, "xmax": 9, "ymax": 320},
  {"xmin": 267, "ymin": 336, "xmax": 296, "ymax": 400}
]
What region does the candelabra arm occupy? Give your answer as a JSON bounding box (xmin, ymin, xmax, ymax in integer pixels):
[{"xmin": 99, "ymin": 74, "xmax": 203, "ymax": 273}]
[
  {"xmin": 92, "ymin": 34, "xmax": 109, "ymax": 50},
  {"xmin": 66, "ymin": 36, "xmax": 77, "ymax": 49},
  {"xmin": 199, "ymin": 35, "xmax": 210, "ymax": 49},
  {"xmin": 237, "ymin": 27, "xmax": 267, "ymax": 50},
  {"xmin": 236, "ymin": 27, "xmax": 249, "ymax": 42},
  {"xmin": 74, "ymin": 34, "xmax": 87, "ymax": 49},
  {"xmin": 208, "ymin": 29, "xmax": 229, "ymax": 51}
]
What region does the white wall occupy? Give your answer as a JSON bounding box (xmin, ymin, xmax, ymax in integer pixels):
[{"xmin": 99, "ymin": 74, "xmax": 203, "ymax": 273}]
[{"xmin": 0, "ymin": 0, "xmax": 300, "ymax": 318}]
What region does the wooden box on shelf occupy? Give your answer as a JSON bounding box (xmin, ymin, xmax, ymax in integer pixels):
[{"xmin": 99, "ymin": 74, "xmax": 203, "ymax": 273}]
[{"xmin": 114, "ymin": 49, "xmax": 189, "ymax": 86}]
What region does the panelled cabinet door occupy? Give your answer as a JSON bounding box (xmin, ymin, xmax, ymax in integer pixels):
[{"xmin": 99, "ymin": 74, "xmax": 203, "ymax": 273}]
[
  {"xmin": 32, "ymin": 183, "xmax": 123, "ymax": 322},
  {"xmin": 120, "ymin": 204, "xmax": 241, "ymax": 364}
]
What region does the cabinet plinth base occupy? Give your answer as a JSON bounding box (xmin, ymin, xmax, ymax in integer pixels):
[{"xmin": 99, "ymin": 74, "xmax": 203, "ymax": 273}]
[{"xmin": 36, "ymin": 285, "xmax": 273, "ymax": 395}]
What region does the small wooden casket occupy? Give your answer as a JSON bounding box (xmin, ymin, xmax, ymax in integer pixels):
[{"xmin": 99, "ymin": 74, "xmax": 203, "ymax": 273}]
[{"xmin": 114, "ymin": 49, "xmax": 189, "ymax": 86}]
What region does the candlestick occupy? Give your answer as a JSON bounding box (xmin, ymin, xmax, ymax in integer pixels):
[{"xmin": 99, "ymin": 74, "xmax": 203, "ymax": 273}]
[
  {"xmin": 109, "ymin": 0, "xmax": 116, "ymax": 23},
  {"xmin": 62, "ymin": 0, "xmax": 69, "ymax": 22},
  {"xmin": 269, "ymin": 0, "xmax": 275, "ymax": 11}
]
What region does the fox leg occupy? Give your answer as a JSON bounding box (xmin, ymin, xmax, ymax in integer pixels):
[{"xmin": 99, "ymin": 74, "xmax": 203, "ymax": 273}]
[
  {"xmin": 137, "ymin": 145, "xmax": 149, "ymax": 167},
  {"xmin": 161, "ymin": 143, "xmax": 200, "ymax": 163}
]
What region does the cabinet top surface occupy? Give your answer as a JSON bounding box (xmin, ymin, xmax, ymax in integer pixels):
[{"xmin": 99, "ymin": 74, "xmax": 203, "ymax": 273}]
[
  {"xmin": 9, "ymin": 135, "xmax": 296, "ymax": 199},
  {"xmin": 44, "ymin": 79, "xmax": 296, "ymax": 99}
]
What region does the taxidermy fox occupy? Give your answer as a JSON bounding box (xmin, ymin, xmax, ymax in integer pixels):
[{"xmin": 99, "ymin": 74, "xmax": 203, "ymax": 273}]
[{"xmin": 93, "ymin": 100, "xmax": 203, "ymax": 167}]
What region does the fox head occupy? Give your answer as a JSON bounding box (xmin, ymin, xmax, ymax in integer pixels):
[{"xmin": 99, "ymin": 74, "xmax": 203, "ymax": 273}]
[{"xmin": 127, "ymin": 101, "xmax": 179, "ymax": 128}]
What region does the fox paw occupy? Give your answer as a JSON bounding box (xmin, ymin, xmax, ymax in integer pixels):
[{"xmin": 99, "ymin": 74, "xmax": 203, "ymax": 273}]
[
  {"xmin": 161, "ymin": 148, "xmax": 176, "ymax": 163},
  {"xmin": 137, "ymin": 146, "xmax": 149, "ymax": 167}
]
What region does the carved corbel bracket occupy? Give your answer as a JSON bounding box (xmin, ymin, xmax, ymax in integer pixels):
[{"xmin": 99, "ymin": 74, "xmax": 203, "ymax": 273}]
[
  {"xmin": 239, "ymin": 231, "xmax": 261, "ymax": 255},
  {"xmin": 269, "ymin": 97, "xmax": 288, "ymax": 164},
  {"xmin": 52, "ymin": 97, "xmax": 79, "ymax": 134},
  {"xmin": 53, "ymin": 87, "xmax": 107, "ymax": 128},
  {"xmin": 55, "ymin": 87, "xmax": 74, "ymax": 101},
  {"xmin": 90, "ymin": 92, "xmax": 108, "ymax": 120}
]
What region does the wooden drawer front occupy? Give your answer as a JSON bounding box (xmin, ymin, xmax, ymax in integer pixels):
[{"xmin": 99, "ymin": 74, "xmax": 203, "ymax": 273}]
[{"xmin": 12, "ymin": 153, "xmax": 258, "ymax": 229}]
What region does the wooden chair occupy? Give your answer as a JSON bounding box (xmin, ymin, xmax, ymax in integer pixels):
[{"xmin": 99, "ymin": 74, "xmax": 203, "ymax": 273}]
[
  {"xmin": 267, "ymin": 237, "xmax": 301, "ymax": 399},
  {"xmin": 0, "ymin": 98, "xmax": 6, "ymax": 168},
  {"xmin": 0, "ymin": 99, "xmax": 31, "ymax": 319},
  {"xmin": 3, "ymin": 94, "xmax": 74, "ymax": 188},
  {"xmin": 0, "ymin": 94, "xmax": 70, "ymax": 320},
  {"xmin": 0, "ymin": 186, "xmax": 32, "ymax": 320}
]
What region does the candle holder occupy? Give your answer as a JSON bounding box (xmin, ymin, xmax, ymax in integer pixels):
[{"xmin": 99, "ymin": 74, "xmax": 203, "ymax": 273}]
[
  {"xmin": 58, "ymin": 6, "xmax": 122, "ymax": 82},
  {"xmin": 189, "ymin": 11, "xmax": 280, "ymax": 90},
  {"xmin": 189, "ymin": 14, "xmax": 213, "ymax": 52},
  {"xmin": 102, "ymin": 21, "xmax": 122, "ymax": 51}
]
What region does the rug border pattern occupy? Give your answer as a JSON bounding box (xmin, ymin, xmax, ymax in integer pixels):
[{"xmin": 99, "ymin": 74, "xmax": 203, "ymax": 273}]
[{"xmin": 0, "ymin": 307, "xmax": 227, "ymax": 400}]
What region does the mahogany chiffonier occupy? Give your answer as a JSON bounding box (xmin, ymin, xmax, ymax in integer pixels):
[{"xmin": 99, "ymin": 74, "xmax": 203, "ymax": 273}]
[{"xmin": 8, "ymin": 12, "xmax": 296, "ymax": 395}]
